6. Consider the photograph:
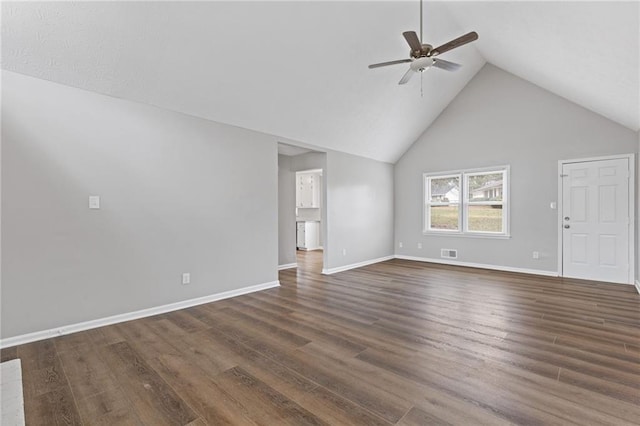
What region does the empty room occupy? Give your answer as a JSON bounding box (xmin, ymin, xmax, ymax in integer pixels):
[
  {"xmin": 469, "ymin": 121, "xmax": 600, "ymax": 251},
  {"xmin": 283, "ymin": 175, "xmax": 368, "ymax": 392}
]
[{"xmin": 1, "ymin": 1, "xmax": 639, "ymax": 425}]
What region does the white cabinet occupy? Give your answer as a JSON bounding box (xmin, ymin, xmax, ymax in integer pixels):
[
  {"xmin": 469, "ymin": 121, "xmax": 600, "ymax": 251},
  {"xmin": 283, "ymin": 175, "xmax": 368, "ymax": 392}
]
[
  {"xmin": 296, "ymin": 222, "xmax": 306, "ymax": 247},
  {"xmin": 296, "ymin": 172, "xmax": 321, "ymax": 208},
  {"xmin": 296, "ymin": 221, "xmax": 320, "ymax": 250}
]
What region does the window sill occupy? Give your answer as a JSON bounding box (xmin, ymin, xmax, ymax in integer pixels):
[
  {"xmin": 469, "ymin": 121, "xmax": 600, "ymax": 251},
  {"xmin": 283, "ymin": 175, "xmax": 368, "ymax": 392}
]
[{"xmin": 422, "ymin": 232, "xmax": 511, "ymax": 240}]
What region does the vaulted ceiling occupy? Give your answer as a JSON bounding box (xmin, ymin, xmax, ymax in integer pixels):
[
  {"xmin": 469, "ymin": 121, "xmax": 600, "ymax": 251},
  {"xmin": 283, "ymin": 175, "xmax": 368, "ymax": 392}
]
[{"xmin": 2, "ymin": 2, "xmax": 638, "ymax": 163}]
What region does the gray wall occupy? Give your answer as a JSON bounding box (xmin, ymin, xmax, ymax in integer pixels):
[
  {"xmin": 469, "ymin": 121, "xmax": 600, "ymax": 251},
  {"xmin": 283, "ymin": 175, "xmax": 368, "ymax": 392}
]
[
  {"xmin": 395, "ymin": 64, "xmax": 638, "ymax": 276},
  {"xmin": 325, "ymin": 150, "xmax": 394, "ymax": 270},
  {"xmin": 637, "ymin": 131, "xmax": 640, "ymax": 284},
  {"xmin": 2, "ymin": 71, "xmax": 279, "ymax": 339},
  {"xmin": 291, "ymin": 152, "xmax": 326, "ymax": 173},
  {"xmin": 278, "ymin": 154, "xmax": 296, "ymax": 266}
]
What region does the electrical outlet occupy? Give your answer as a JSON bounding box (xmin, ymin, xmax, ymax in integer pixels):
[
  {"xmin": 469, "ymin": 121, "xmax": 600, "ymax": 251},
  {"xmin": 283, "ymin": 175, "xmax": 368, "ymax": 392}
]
[
  {"xmin": 182, "ymin": 273, "xmax": 191, "ymax": 285},
  {"xmin": 342, "ymin": 248, "xmax": 347, "ymax": 256},
  {"xmin": 417, "ymin": 243, "xmax": 422, "ymax": 249},
  {"xmin": 399, "ymin": 242, "xmax": 403, "ymax": 248},
  {"xmin": 532, "ymin": 251, "xmax": 539, "ymax": 259}
]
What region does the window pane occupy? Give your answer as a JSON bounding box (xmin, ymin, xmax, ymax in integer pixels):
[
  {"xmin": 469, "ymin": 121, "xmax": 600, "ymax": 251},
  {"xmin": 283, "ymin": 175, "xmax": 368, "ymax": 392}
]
[
  {"xmin": 429, "ymin": 176, "xmax": 460, "ymax": 203},
  {"xmin": 468, "ymin": 172, "xmax": 503, "ymax": 202},
  {"xmin": 430, "ymin": 205, "xmax": 459, "ymax": 230},
  {"xmin": 467, "ymin": 205, "xmax": 503, "ymax": 233}
]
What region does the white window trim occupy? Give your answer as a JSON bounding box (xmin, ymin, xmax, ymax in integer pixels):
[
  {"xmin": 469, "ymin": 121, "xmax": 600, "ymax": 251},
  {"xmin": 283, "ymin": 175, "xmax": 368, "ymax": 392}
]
[{"xmin": 423, "ymin": 165, "xmax": 511, "ymax": 238}]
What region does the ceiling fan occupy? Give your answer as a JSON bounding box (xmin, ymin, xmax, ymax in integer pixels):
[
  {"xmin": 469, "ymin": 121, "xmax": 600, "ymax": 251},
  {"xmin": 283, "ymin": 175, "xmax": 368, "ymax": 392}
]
[{"xmin": 368, "ymin": 0, "xmax": 478, "ymax": 86}]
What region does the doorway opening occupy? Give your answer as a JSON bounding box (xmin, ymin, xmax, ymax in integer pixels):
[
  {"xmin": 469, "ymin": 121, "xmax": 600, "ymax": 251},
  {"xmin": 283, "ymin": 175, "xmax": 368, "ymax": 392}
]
[
  {"xmin": 295, "ymin": 169, "xmax": 324, "ymax": 273},
  {"xmin": 278, "ymin": 143, "xmax": 327, "ymax": 275}
]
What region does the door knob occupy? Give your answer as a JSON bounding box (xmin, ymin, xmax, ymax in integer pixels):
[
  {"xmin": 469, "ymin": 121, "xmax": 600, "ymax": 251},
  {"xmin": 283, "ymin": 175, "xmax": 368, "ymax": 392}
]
[
  {"xmin": 564, "ymin": 224, "xmax": 570, "ymax": 229},
  {"xmin": 564, "ymin": 216, "xmax": 570, "ymax": 221}
]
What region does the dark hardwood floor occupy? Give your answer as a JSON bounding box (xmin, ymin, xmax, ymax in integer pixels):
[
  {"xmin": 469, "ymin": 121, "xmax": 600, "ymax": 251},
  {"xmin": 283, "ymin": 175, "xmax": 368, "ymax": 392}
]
[{"xmin": 3, "ymin": 250, "xmax": 640, "ymax": 425}]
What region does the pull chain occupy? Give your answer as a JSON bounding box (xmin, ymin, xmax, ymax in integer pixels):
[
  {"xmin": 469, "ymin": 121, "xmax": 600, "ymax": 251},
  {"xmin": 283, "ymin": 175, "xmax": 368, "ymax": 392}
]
[{"xmin": 420, "ymin": 71, "xmax": 423, "ymax": 97}]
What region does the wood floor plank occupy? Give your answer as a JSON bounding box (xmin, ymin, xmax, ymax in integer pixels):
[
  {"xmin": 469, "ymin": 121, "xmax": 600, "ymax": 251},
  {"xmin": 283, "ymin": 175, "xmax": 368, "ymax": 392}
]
[
  {"xmin": 212, "ymin": 306, "xmax": 312, "ymax": 349},
  {"xmin": 53, "ymin": 331, "xmax": 92, "ymax": 354},
  {"xmin": 148, "ymin": 354, "xmax": 259, "ymax": 425},
  {"xmin": 293, "ymin": 385, "xmax": 393, "ymax": 426},
  {"xmin": 558, "ymin": 367, "xmax": 640, "ymax": 404},
  {"xmin": 197, "ymin": 326, "xmax": 319, "ymax": 398},
  {"xmin": 18, "ymin": 339, "xmax": 57, "ymax": 370},
  {"xmin": 75, "ymin": 384, "xmax": 143, "ymax": 426},
  {"xmin": 274, "ymin": 346, "xmax": 413, "ymax": 423},
  {"xmin": 185, "ymin": 419, "xmax": 209, "ymax": 426},
  {"xmin": 113, "ymin": 319, "xmax": 184, "ymax": 361},
  {"xmin": 226, "ymin": 299, "xmax": 367, "ymax": 356},
  {"xmin": 358, "ymin": 337, "xmax": 636, "ymax": 425},
  {"xmin": 211, "ymin": 367, "xmax": 327, "ymax": 426},
  {"xmin": 27, "ymin": 386, "xmax": 83, "ymax": 426},
  {"xmin": 58, "ymin": 342, "xmax": 123, "ymax": 400},
  {"xmin": 22, "ymin": 356, "xmax": 68, "ymax": 398},
  {"xmin": 99, "ymin": 341, "xmax": 197, "ymax": 425},
  {"xmin": 397, "ymin": 407, "xmax": 451, "ymax": 426},
  {"xmin": 145, "ymin": 318, "xmax": 238, "ymax": 375},
  {"xmin": 1, "ymin": 346, "xmax": 18, "ymax": 362},
  {"xmin": 153, "ymin": 310, "xmax": 210, "ymax": 333},
  {"xmin": 85, "ymin": 325, "xmax": 127, "ymax": 347}
]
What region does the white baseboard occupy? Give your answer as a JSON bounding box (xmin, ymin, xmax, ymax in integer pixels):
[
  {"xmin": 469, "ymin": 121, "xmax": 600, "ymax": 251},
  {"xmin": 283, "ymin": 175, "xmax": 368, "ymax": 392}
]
[
  {"xmin": 394, "ymin": 255, "xmax": 558, "ymax": 277},
  {"xmin": 635, "ymin": 280, "xmax": 640, "ymax": 294},
  {"xmin": 278, "ymin": 263, "xmax": 297, "ymax": 270},
  {"xmin": 0, "ymin": 280, "xmax": 280, "ymax": 349},
  {"xmin": 322, "ymin": 255, "xmax": 395, "ymax": 275}
]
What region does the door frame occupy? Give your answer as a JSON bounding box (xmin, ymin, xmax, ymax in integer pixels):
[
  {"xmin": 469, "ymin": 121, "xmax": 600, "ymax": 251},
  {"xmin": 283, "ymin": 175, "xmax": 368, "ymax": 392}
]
[{"xmin": 557, "ymin": 153, "xmax": 635, "ymax": 284}]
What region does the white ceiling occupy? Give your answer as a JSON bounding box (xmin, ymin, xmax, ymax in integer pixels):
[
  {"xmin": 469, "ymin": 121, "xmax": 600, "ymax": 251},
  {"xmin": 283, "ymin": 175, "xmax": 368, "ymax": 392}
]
[{"xmin": 2, "ymin": 2, "xmax": 638, "ymax": 164}]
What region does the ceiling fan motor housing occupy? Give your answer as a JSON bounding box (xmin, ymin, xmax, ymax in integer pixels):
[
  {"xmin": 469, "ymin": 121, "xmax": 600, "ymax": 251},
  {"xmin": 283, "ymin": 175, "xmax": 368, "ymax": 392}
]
[{"xmin": 411, "ymin": 43, "xmax": 433, "ymax": 58}]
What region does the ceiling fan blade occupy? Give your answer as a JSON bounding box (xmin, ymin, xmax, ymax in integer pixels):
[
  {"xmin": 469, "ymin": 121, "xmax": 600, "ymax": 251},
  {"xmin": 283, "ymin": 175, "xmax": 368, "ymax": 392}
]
[
  {"xmin": 432, "ymin": 58, "xmax": 462, "ymax": 72},
  {"xmin": 368, "ymin": 59, "xmax": 412, "ymax": 69},
  {"xmin": 402, "ymin": 31, "xmax": 423, "ymax": 54},
  {"xmin": 398, "ymin": 68, "xmax": 415, "ymax": 85},
  {"xmin": 430, "ymin": 31, "xmax": 478, "ymax": 56}
]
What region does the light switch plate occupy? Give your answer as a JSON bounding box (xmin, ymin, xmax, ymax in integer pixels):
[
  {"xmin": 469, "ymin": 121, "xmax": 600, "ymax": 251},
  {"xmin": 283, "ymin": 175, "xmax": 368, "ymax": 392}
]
[{"xmin": 89, "ymin": 196, "xmax": 100, "ymax": 209}]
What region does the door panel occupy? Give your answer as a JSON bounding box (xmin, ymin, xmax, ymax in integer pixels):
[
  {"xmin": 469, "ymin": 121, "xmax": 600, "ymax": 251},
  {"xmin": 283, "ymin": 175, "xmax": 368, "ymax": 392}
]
[
  {"xmin": 570, "ymin": 186, "xmax": 588, "ymax": 222},
  {"xmin": 598, "ymin": 185, "xmax": 616, "ymax": 222},
  {"xmin": 562, "ymin": 158, "xmax": 630, "ymax": 284},
  {"xmin": 598, "ymin": 235, "xmax": 616, "ymax": 266},
  {"xmin": 570, "ymin": 234, "xmax": 588, "ymax": 263}
]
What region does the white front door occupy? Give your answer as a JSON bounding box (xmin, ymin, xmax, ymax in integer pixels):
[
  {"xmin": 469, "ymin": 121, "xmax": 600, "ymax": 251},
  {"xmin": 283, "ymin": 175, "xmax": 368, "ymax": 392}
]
[{"xmin": 561, "ymin": 157, "xmax": 631, "ymax": 284}]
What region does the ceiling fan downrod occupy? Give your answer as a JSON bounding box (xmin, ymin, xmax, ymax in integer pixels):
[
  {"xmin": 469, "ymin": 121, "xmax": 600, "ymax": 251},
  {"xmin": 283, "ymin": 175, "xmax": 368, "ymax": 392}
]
[{"xmin": 420, "ymin": 0, "xmax": 423, "ymax": 43}]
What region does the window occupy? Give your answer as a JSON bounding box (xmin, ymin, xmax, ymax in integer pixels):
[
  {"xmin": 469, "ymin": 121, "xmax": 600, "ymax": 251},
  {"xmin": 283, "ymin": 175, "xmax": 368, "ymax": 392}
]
[{"xmin": 424, "ymin": 166, "xmax": 509, "ymax": 237}]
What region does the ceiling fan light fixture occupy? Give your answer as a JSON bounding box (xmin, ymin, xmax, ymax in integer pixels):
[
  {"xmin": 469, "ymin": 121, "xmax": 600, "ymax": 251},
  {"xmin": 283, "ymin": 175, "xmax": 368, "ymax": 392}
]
[{"xmin": 410, "ymin": 57, "xmax": 434, "ymax": 72}]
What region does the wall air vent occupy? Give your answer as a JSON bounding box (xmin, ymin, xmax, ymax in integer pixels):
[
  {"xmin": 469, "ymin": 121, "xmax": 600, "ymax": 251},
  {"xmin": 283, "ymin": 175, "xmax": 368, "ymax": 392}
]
[{"xmin": 441, "ymin": 249, "xmax": 458, "ymax": 259}]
